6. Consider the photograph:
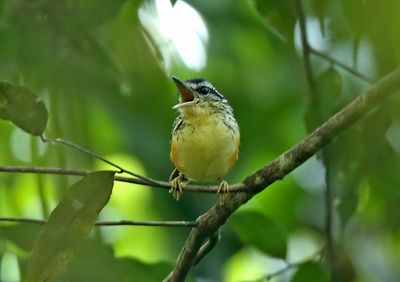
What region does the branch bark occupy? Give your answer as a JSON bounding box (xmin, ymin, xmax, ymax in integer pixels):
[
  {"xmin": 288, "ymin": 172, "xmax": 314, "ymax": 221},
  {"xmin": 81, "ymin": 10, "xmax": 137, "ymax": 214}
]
[{"xmin": 163, "ymin": 68, "xmax": 400, "ymax": 281}]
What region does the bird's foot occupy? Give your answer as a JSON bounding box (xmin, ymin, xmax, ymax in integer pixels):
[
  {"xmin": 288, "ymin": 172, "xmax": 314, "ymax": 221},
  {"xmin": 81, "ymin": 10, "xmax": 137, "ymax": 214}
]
[
  {"xmin": 217, "ymin": 180, "xmax": 230, "ymax": 203},
  {"xmin": 169, "ymin": 173, "xmax": 185, "ymax": 201}
]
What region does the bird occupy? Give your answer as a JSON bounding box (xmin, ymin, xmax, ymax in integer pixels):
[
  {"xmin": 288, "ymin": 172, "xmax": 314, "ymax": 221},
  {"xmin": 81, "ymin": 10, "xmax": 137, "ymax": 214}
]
[{"xmin": 169, "ymin": 77, "xmax": 240, "ymax": 201}]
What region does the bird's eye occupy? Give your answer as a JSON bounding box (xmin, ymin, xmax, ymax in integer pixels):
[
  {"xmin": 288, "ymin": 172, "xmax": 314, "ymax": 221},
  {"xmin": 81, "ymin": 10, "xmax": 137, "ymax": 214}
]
[{"xmin": 197, "ymin": 86, "xmax": 211, "ymax": 95}]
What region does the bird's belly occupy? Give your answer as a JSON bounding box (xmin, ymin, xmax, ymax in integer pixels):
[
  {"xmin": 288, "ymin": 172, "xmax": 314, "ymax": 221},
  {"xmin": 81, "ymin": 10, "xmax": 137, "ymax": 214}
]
[{"xmin": 172, "ymin": 121, "xmax": 238, "ymax": 180}]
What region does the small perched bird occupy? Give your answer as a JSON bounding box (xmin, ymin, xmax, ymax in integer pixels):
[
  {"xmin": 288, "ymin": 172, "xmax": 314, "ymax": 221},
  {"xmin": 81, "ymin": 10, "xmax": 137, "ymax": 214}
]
[{"xmin": 169, "ymin": 77, "xmax": 240, "ymax": 200}]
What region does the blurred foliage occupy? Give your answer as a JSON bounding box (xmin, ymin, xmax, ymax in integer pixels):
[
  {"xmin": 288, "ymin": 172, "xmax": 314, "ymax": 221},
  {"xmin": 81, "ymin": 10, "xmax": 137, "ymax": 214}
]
[
  {"xmin": 231, "ymin": 211, "xmax": 287, "ymax": 259},
  {"xmin": 291, "ymin": 262, "xmax": 329, "ymax": 282},
  {"xmin": 0, "ymin": 0, "xmax": 400, "ymax": 281}
]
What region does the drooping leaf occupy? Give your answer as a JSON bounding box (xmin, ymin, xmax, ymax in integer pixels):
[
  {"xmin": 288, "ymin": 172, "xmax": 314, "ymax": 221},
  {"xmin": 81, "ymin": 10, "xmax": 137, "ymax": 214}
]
[
  {"xmin": 230, "ymin": 211, "xmax": 287, "ymax": 259},
  {"xmin": 336, "ymin": 156, "xmax": 362, "ymax": 227},
  {"xmin": 317, "ymin": 66, "xmax": 342, "ymax": 121},
  {"xmin": 305, "ymin": 66, "xmax": 342, "ymax": 133},
  {"xmin": 341, "ymin": 0, "xmax": 366, "ymax": 65},
  {"xmin": 291, "ymin": 262, "xmax": 329, "ymax": 282},
  {"xmin": 311, "ymin": 0, "xmax": 327, "ymax": 37},
  {"xmin": 0, "ymin": 81, "xmax": 48, "ymax": 135},
  {"xmin": 27, "ymin": 171, "xmax": 115, "ymax": 282}
]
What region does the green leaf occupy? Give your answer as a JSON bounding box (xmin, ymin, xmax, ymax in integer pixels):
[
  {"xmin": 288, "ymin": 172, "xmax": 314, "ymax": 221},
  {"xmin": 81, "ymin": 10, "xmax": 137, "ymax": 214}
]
[
  {"xmin": 311, "ymin": 0, "xmax": 327, "ymax": 37},
  {"xmin": 317, "ymin": 66, "xmax": 342, "ymax": 120},
  {"xmin": 48, "ymin": 238, "xmax": 175, "ymax": 282},
  {"xmin": 27, "ymin": 171, "xmax": 115, "ymax": 282},
  {"xmin": 0, "ymin": 224, "xmax": 42, "ymax": 251},
  {"xmin": 230, "ymin": 211, "xmax": 287, "ymax": 259},
  {"xmin": 254, "ymin": 0, "xmax": 296, "ymax": 42},
  {"xmin": 341, "ymin": 0, "xmax": 366, "ymax": 63},
  {"xmin": 337, "ymin": 182, "xmax": 359, "ymax": 227},
  {"xmin": 306, "ymin": 67, "xmax": 342, "ymax": 132},
  {"xmin": 393, "ymin": 20, "xmax": 400, "ymax": 67},
  {"xmin": 0, "ymin": 81, "xmax": 48, "ymax": 135},
  {"xmin": 291, "ymin": 262, "xmax": 329, "ymax": 282}
]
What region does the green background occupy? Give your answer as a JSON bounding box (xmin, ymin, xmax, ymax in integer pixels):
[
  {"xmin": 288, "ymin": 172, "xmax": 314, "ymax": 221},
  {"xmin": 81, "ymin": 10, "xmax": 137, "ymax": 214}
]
[{"xmin": 1, "ymin": 0, "xmax": 400, "ymax": 281}]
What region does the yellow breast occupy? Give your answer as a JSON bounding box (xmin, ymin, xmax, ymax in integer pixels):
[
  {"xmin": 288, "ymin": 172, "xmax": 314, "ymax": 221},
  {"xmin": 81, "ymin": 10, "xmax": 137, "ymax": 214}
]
[{"xmin": 171, "ymin": 115, "xmax": 239, "ymax": 181}]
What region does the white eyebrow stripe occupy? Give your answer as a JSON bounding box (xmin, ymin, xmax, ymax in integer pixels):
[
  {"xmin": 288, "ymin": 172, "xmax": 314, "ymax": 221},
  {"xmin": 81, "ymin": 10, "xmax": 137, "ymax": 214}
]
[{"xmin": 185, "ymin": 78, "xmax": 225, "ymax": 99}]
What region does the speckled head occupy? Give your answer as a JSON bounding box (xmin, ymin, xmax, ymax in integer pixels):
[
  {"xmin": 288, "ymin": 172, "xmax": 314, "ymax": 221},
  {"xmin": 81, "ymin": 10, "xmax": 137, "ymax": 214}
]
[{"xmin": 171, "ymin": 77, "xmax": 226, "ymax": 111}]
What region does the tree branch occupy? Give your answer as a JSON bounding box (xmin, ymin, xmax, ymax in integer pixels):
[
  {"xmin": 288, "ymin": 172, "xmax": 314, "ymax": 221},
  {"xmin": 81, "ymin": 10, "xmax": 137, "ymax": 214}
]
[
  {"xmin": 310, "ymin": 47, "xmax": 374, "ymax": 83},
  {"xmin": 40, "ymin": 136, "xmax": 161, "ymax": 185},
  {"xmin": 0, "ymin": 165, "xmax": 248, "ymax": 193},
  {"xmin": 163, "ymin": 69, "xmax": 400, "ymax": 281},
  {"xmin": 0, "ymin": 217, "xmax": 197, "ymax": 227}
]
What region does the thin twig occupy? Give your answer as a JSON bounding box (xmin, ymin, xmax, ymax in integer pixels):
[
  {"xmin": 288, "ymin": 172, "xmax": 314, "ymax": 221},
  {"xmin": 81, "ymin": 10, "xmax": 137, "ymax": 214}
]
[
  {"xmin": 193, "ymin": 231, "xmax": 220, "ymax": 266},
  {"xmin": 297, "ymin": 1, "xmax": 337, "ymax": 281},
  {"xmin": 310, "ymin": 47, "xmax": 374, "ymax": 83},
  {"xmin": 322, "ymin": 150, "xmax": 337, "ymax": 281},
  {"xmin": 263, "ymin": 248, "xmax": 324, "ymax": 281},
  {"xmin": 40, "ymin": 136, "xmax": 160, "ymax": 185},
  {"xmin": 164, "ymin": 231, "xmax": 221, "ymax": 281},
  {"xmin": 0, "ymin": 165, "xmax": 249, "ymax": 193},
  {"xmin": 0, "ymin": 217, "xmax": 197, "ymax": 227}
]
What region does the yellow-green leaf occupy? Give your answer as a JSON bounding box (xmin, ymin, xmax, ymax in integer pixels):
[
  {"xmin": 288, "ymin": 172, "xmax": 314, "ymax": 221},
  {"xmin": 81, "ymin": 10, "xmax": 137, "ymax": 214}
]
[
  {"xmin": 0, "ymin": 81, "xmax": 48, "ymax": 136},
  {"xmin": 28, "ymin": 171, "xmax": 115, "ymax": 282}
]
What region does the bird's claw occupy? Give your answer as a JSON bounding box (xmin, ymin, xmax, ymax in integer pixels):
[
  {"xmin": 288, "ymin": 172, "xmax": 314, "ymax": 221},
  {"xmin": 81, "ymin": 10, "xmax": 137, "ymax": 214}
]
[
  {"xmin": 217, "ymin": 180, "xmax": 230, "ymax": 203},
  {"xmin": 169, "ymin": 176, "xmax": 184, "ymax": 201}
]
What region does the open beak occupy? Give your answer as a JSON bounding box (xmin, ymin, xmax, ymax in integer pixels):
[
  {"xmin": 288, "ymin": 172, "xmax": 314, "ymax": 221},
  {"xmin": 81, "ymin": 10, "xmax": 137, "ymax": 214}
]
[{"xmin": 172, "ymin": 76, "xmax": 196, "ymax": 109}]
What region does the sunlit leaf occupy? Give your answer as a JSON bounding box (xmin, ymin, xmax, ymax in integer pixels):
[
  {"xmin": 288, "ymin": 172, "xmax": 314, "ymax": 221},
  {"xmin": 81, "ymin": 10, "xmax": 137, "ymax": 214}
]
[
  {"xmin": 28, "ymin": 171, "xmax": 115, "ymax": 282},
  {"xmin": 291, "ymin": 262, "xmax": 329, "ymax": 282},
  {"xmin": 0, "ymin": 81, "xmax": 48, "ymax": 136},
  {"xmin": 230, "ymin": 211, "xmax": 287, "ymax": 259}
]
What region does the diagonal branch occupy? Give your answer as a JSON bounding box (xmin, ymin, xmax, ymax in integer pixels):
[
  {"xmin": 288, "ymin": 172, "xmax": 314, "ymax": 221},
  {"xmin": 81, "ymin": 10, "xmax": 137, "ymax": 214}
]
[
  {"xmin": 40, "ymin": 136, "xmax": 161, "ymax": 185},
  {"xmin": 164, "ymin": 68, "xmax": 400, "ymax": 281},
  {"xmin": 310, "ymin": 47, "xmax": 374, "ymax": 83}
]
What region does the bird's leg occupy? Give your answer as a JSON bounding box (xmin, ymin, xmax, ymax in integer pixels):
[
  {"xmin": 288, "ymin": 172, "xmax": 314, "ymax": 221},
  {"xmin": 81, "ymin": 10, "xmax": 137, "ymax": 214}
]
[
  {"xmin": 217, "ymin": 179, "xmax": 230, "ymax": 203},
  {"xmin": 169, "ymin": 168, "xmax": 186, "ymax": 201}
]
